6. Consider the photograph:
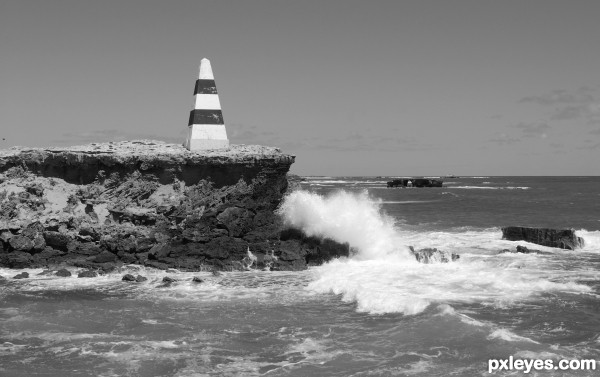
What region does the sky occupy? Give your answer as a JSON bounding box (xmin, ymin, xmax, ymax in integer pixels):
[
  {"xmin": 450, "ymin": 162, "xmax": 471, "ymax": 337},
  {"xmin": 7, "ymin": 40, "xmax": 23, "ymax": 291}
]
[{"xmin": 1, "ymin": 0, "xmax": 599, "ymax": 176}]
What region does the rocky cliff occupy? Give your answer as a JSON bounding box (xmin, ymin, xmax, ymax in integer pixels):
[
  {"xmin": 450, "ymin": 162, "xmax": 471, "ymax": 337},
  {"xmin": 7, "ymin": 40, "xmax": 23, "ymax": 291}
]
[{"xmin": 0, "ymin": 140, "xmax": 349, "ymax": 271}]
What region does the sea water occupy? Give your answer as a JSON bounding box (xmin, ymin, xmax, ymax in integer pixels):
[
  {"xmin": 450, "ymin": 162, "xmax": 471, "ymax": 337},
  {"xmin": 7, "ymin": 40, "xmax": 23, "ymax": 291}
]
[{"xmin": 1, "ymin": 176, "xmax": 599, "ymax": 376}]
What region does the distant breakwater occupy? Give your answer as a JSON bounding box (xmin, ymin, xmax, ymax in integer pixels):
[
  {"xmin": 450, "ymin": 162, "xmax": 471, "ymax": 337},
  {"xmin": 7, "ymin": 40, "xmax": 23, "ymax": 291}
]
[{"xmin": 0, "ymin": 140, "xmax": 349, "ymax": 272}]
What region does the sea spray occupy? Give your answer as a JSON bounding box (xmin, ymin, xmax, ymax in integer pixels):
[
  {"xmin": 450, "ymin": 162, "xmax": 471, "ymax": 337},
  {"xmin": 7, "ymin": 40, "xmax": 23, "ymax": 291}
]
[
  {"xmin": 278, "ymin": 190, "xmax": 594, "ymax": 315},
  {"xmin": 277, "ymin": 190, "xmax": 411, "ymax": 260}
]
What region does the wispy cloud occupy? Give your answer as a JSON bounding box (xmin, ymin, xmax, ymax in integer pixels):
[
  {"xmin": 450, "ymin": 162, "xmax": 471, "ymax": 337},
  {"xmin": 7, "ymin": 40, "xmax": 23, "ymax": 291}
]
[
  {"xmin": 519, "ymin": 87, "xmax": 600, "ymax": 125},
  {"xmin": 488, "ymin": 133, "xmax": 520, "ymax": 145},
  {"xmin": 519, "ymin": 87, "xmax": 595, "ymax": 106},
  {"xmin": 512, "ymin": 122, "xmax": 550, "ymax": 138}
]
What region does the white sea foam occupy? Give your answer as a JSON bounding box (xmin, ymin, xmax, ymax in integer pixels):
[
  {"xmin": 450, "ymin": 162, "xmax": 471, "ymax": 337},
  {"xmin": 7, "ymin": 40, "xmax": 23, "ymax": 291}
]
[
  {"xmin": 278, "ymin": 190, "xmax": 411, "ymax": 260},
  {"xmin": 487, "ymin": 329, "xmax": 539, "ymax": 344},
  {"xmin": 445, "ymin": 186, "xmax": 530, "ymax": 190},
  {"xmin": 279, "ymin": 190, "xmax": 594, "ymax": 315},
  {"xmin": 578, "ymin": 229, "xmax": 600, "ymax": 252}
]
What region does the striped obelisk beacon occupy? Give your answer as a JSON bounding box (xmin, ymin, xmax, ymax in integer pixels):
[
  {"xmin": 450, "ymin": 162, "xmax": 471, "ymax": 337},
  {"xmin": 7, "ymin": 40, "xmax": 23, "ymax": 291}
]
[{"xmin": 185, "ymin": 58, "xmax": 229, "ymax": 150}]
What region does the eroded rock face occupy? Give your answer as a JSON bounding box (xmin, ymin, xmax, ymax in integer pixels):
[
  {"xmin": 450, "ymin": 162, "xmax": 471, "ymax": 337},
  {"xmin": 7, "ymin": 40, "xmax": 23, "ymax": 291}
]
[
  {"xmin": 0, "ymin": 141, "xmax": 348, "ymax": 271},
  {"xmin": 501, "ymin": 226, "xmax": 584, "ymax": 250}
]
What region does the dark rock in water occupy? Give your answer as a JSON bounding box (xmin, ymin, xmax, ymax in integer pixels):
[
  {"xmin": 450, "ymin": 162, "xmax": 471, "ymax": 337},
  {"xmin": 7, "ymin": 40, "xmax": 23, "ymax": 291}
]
[
  {"xmin": 498, "ymin": 245, "xmax": 553, "ymax": 255},
  {"xmin": 37, "ymin": 269, "xmax": 55, "ymax": 276},
  {"xmin": 162, "ymin": 276, "xmax": 176, "ymax": 283},
  {"xmin": 501, "ymin": 226, "xmax": 584, "ymax": 250},
  {"xmin": 122, "ymin": 273, "xmax": 136, "ymax": 281},
  {"xmin": 55, "ymin": 268, "xmax": 71, "ymax": 277},
  {"xmin": 135, "ymin": 275, "xmax": 147, "ymax": 282},
  {"xmin": 78, "ymin": 270, "xmax": 97, "ymax": 278},
  {"xmin": 387, "ymin": 178, "xmax": 443, "ymax": 188},
  {"xmin": 13, "ymin": 272, "xmax": 29, "ymax": 279},
  {"xmin": 192, "ymin": 276, "xmax": 204, "ymax": 283},
  {"xmin": 410, "ymin": 247, "xmax": 459, "ymax": 264}
]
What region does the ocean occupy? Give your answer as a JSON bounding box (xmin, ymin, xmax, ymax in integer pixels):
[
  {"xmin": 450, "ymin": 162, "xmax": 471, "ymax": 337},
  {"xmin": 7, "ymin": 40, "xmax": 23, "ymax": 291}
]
[{"xmin": 1, "ymin": 176, "xmax": 599, "ymax": 376}]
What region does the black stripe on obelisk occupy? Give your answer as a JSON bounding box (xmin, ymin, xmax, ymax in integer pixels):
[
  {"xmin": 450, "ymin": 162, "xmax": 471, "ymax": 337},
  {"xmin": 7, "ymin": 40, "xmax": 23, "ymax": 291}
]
[
  {"xmin": 188, "ymin": 110, "xmax": 224, "ymax": 125},
  {"xmin": 194, "ymin": 79, "xmax": 218, "ymax": 95}
]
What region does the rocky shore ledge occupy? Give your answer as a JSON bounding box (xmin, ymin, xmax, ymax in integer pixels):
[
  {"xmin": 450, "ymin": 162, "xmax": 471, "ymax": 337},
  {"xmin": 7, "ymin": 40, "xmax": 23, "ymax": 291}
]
[{"xmin": 0, "ymin": 140, "xmax": 349, "ymax": 271}]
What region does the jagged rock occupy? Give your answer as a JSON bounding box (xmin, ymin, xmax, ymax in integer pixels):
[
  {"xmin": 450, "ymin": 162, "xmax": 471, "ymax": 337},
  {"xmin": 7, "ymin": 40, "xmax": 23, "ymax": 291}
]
[
  {"xmin": 122, "ymin": 273, "xmax": 136, "ymax": 281},
  {"xmin": 217, "ymin": 207, "xmax": 254, "ymax": 237},
  {"xmin": 192, "ymin": 276, "xmax": 203, "ymax": 283},
  {"xmin": 13, "ymin": 272, "xmax": 29, "ymax": 279},
  {"xmin": 32, "ymin": 235, "xmax": 46, "ymax": 251},
  {"xmin": 93, "ymin": 251, "xmax": 117, "ymax": 263},
  {"xmin": 501, "ymin": 226, "xmax": 584, "ymax": 250},
  {"xmin": 0, "ymin": 141, "xmax": 353, "ymax": 272},
  {"xmin": 409, "ymin": 247, "xmax": 459, "ymax": 264},
  {"xmin": 55, "ymin": 268, "xmax": 71, "ymax": 277},
  {"xmin": 0, "ymin": 230, "xmax": 13, "ymax": 244},
  {"xmin": 77, "ymin": 270, "xmax": 98, "ymax": 278},
  {"xmin": 499, "ymin": 245, "xmax": 553, "ymax": 255},
  {"xmin": 9, "ymin": 235, "xmax": 34, "ymax": 251},
  {"xmin": 43, "ymin": 231, "xmax": 70, "ymax": 251},
  {"xmin": 1, "ymin": 252, "xmax": 33, "ymax": 268},
  {"xmin": 144, "ymin": 260, "xmax": 168, "ymax": 270}
]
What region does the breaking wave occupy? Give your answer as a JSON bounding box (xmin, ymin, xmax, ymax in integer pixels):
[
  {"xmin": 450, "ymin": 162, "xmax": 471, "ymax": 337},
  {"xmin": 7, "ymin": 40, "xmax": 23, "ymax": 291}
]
[{"xmin": 278, "ymin": 190, "xmax": 595, "ymax": 315}]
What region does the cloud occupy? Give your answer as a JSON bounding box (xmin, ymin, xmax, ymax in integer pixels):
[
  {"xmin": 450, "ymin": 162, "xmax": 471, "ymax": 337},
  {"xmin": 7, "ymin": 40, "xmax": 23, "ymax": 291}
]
[
  {"xmin": 519, "ymin": 87, "xmax": 595, "ymax": 106},
  {"xmin": 583, "ymin": 142, "xmax": 600, "ymax": 150},
  {"xmin": 488, "ymin": 133, "xmax": 520, "ymax": 145},
  {"xmin": 519, "ymin": 87, "xmax": 600, "ymax": 125},
  {"xmin": 512, "ymin": 122, "xmax": 550, "ymax": 138}
]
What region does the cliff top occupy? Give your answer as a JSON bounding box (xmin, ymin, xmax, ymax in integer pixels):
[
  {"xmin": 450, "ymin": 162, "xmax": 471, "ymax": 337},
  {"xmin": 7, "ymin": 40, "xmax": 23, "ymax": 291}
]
[{"xmin": 0, "ymin": 140, "xmax": 292, "ymax": 161}]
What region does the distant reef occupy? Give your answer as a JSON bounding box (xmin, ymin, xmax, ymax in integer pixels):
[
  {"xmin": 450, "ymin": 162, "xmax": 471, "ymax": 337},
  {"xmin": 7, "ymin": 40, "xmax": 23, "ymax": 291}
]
[{"xmin": 0, "ymin": 140, "xmax": 348, "ymax": 271}]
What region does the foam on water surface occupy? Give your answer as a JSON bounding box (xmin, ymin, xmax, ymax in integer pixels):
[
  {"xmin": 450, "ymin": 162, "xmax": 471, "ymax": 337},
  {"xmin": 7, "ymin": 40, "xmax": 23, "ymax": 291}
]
[{"xmin": 279, "ymin": 190, "xmax": 599, "ymax": 315}]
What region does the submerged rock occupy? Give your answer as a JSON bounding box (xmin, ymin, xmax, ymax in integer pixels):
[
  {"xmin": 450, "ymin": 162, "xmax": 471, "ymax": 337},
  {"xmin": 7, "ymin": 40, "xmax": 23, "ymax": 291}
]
[
  {"xmin": 409, "ymin": 247, "xmax": 459, "ymax": 264},
  {"xmin": 500, "ymin": 245, "xmax": 553, "ymax": 255},
  {"xmin": 55, "ymin": 268, "xmax": 71, "ymax": 277},
  {"xmin": 501, "ymin": 226, "xmax": 584, "ymax": 250},
  {"xmin": 13, "ymin": 272, "xmax": 29, "ymax": 279},
  {"xmin": 192, "ymin": 276, "xmax": 204, "ymax": 283},
  {"xmin": 77, "ymin": 270, "xmax": 97, "ymax": 278}
]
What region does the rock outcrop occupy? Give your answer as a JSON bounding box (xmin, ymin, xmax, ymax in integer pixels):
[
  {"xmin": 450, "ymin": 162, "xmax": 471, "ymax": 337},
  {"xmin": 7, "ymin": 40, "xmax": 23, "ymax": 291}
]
[
  {"xmin": 387, "ymin": 178, "xmax": 443, "ymax": 188},
  {"xmin": 409, "ymin": 247, "xmax": 459, "ymax": 264},
  {"xmin": 501, "ymin": 226, "xmax": 584, "ymax": 250},
  {"xmin": 0, "ymin": 141, "xmax": 349, "ymax": 271}
]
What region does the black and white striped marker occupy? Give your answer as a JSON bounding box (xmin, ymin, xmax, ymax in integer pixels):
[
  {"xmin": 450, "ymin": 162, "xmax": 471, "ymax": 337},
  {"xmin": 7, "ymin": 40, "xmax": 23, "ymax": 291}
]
[{"xmin": 185, "ymin": 58, "xmax": 229, "ymax": 150}]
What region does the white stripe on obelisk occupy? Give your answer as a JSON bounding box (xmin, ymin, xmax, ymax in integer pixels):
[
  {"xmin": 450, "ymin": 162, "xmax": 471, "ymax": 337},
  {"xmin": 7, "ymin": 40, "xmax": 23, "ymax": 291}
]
[{"xmin": 193, "ymin": 94, "xmax": 221, "ymax": 110}]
